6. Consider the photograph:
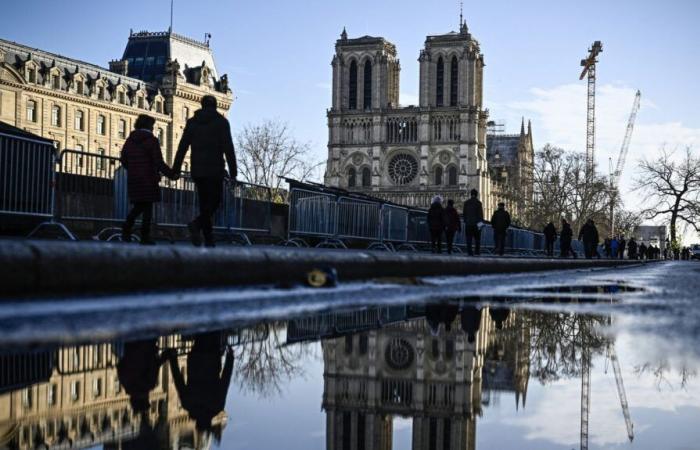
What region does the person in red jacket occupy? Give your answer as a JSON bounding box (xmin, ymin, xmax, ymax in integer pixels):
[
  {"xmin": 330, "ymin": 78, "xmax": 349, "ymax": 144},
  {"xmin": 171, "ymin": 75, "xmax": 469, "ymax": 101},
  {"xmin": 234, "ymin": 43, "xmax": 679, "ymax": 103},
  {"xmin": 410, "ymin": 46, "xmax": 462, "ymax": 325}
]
[{"xmin": 120, "ymin": 114, "xmax": 176, "ymax": 244}]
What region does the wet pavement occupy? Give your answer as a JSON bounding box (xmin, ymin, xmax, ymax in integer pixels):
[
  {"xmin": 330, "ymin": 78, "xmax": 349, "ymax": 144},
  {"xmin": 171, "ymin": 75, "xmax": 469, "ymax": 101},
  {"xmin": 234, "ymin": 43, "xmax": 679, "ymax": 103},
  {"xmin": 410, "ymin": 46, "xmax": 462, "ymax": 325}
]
[{"xmin": 0, "ymin": 261, "xmax": 698, "ymax": 449}]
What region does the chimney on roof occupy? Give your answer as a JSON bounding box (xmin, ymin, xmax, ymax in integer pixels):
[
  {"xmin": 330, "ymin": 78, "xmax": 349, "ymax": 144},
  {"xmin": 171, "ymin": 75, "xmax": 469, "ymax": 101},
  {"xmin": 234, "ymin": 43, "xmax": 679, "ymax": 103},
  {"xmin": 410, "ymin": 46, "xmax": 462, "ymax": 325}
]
[{"xmin": 109, "ymin": 59, "xmax": 129, "ymax": 76}]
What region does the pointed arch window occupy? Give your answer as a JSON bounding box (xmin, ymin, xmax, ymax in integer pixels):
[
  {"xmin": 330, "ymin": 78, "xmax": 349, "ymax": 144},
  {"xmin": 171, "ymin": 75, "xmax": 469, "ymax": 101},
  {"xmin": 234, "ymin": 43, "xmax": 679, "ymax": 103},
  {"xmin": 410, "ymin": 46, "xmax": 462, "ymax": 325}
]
[
  {"xmin": 450, "ymin": 56, "xmax": 459, "ymax": 106},
  {"xmin": 348, "ymin": 60, "xmax": 358, "ymax": 110},
  {"xmin": 361, "ymin": 167, "xmax": 371, "ymax": 187},
  {"xmin": 436, "ymin": 57, "xmax": 444, "ymax": 107},
  {"xmin": 434, "ymin": 166, "xmax": 443, "ymax": 185},
  {"xmin": 348, "ymin": 167, "xmax": 357, "ymax": 188},
  {"xmin": 363, "ymin": 60, "xmax": 372, "ymax": 110},
  {"xmin": 448, "ymin": 166, "xmax": 458, "ymax": 186}
]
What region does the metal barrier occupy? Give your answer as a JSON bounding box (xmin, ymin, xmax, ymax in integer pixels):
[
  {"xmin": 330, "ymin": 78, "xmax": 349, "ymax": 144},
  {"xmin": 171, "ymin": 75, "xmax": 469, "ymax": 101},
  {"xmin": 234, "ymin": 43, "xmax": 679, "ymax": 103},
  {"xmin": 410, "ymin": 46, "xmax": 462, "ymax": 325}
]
[
  {"xmin": 337, "ymin": 196, "xmax": 381, "ymax": 241},
  {"xmin": 0, "ymin": 132, "xmax": 55, "ymax": 219},
  {"xmin": 288, "ymin": 188, "xmax": 337, "ymax": 239}
]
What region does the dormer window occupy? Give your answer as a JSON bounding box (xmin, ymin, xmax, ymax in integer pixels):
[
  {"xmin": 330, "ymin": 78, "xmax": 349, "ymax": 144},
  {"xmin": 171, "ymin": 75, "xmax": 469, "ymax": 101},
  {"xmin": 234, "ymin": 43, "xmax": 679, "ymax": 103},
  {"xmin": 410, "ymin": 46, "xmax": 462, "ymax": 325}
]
[
  {"xmin": 155, "ymin": 101, "xmax": 163, "ymax": 114},
  {"xmin": 118, "ymin": 91, "xmax": 126, "ymax": 105},
  {"xmin": 97, "ymin": 86, "xmax": 105, "ymax": 100},
  {"xmin": 76, "ymin": 80, "xmax": 84, "ymax": 95},
  {"xmin": 27, "ymin": 67, "xmax": 36, "ymax": 83},
  {"xmin": 52, "ymin": 74, "xmax": 60, "ymax": 89},
  {"xmin": 137, "ymin": 96, "xmax": 144, "ymax": 109}
]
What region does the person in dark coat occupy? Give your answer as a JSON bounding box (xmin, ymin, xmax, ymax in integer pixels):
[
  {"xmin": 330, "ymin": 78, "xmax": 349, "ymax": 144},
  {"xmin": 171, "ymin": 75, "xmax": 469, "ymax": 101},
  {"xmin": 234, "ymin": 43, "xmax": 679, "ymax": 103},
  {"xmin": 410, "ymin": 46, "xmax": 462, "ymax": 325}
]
[
  {"xmin": 618, "ymin": 236, "xmax": 626, "ymax": 259},
  {"xmin": 427, "ymin": 196, "xmax": 446, "ymax": 254},
  {"xmin": 560, "ymin": 218, "xmax": 576, "ymax": 258},
  {"xmin": 120, "ymin": 114, "xmax": 176, "ymax": 244},
  {"xmin": 578, "ymin": 219, "xmax": 599, "ymax": 259},
  {"xmin": 173, "ymin": 95, "xmax": 237, "ymax": 247},
  {"xmin": 639, "ymin": 242, "xmax": 647, "ymax": 260},
  {"xmin": 444, "ymin": 199, "xmax": 461, "ymax": 255},
  {"xmin": 462, "ymin": 189, "xmax": 484, "ymax": 256},
  {"xmin": 543, "ymin": 222, "xmax": 557, "ymax": 257},
  {"xmin": 167, "ymin": 332, "xmax": 233, "ymax": 434},
  {"xmin": 604, "ymin": 238, "xmax": 612, "ymax": 258},
  {"xmin": 491, "ymin": 202, "xmax": 511, "ymax": 256},
  {"xmin": 627, "ymin": 237, "xmax": 638, "ymax": 259}
]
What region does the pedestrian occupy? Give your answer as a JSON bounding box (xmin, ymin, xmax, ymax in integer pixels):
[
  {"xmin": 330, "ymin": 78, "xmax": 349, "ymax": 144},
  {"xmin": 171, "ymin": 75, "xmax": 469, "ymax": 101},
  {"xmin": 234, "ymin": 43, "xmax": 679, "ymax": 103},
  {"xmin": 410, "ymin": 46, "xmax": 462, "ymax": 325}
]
[
  {"xmin": 604, "ymin": 238, "xmax": 612, "ymax": 258},
  {"xmin": 611, "ymin": 236, "xmax": 619, "ymax": 259},
  {"xmin": 618, "ymin": 235, "xmax": 626, "ymax": 259},
  {"xmin": 627, "ymin": 237, "xmax": 638, "ymax": 259},
  {"xmin": 462, "ymin": 189, "xmax": 484, "ymax": 256},
  {"xmin": 647, "ymin": 244, "xmax": 655, "ymax": 260},
  {"xmin": 491, "ymin": 202, "xmax": 511, "ymax": 256},
  {"xmin": 428, "ymin": 196, "xmax": 445, "ymax": 254},
  {"xmin": 639, "ymin": 242, "xmax": 647, "ymax": 260},
  {"xmin": 173, "ymin": 95, "xmax": 237, "ymax": 247},
  {"xmin": 444, "ymin": 199, "xmax": 461, "ymax": 255},
  {"xmin": 120, "ymin": 114, "xmax": 177, "ymax": 245},
  {"xmin": 578, "ymin": 219, "xmax": 599, "ymax": 259},
  {"xmin": 543, "ymin": 221, "xmax": 557, "ymax": 257},
  {"xmin": 560, "ymin": 218, "xmax": 577, "ymax": 258}
]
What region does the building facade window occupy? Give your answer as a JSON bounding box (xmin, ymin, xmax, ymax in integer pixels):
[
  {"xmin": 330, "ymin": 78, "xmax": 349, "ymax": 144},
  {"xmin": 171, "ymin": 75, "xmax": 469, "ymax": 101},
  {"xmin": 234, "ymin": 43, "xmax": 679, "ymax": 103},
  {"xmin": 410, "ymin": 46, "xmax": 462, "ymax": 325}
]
[
  {"xmin": 22, "ymin": 389, "xmax": 32, "ymax": 408},
  {"xmin": 74, "ymin": 110, "xmax": 84, "ymax": 131},
  {"xmin": 47, "ymin": 384, "xmax": 57, "ymax": 406},
  {"xmin": 97, "ymin": 86, "xmax": 105, "ymax": 100},
  {"xmin": 118, "ymin": 119, "xmax": 126, "ymax": 138},
  {"xmin": 27, "ymin": 67, "xmax": 36, "ymax": 83},
  {"xmin": 348, "ymin": 60, "xmax": 358, "ymax": 110},
  {"xmin": 70, "ymin": 381, "xmax": 80, "ymax": 402},
  {"xmin": 448, "ymin": 166, "xmax": 458, "ymax": 185},
  {"xmin": 118, "ymin": 91, "xmax": 126, "ymax": 105},
  {"xmin": 96, "ymin": 115, "xmax": 105, "ymax": 135},
  {"xmin": 361, "ymin": 167, "xmax": 371, "ymax": 187},
  {"xmin": 137, "ymin": 96, "xmax": 144, "ymax": 109},
  {"xmin": 348, "ymin": 167, "xmax": 356, "ymax": 188},
  {"xmin": 76, "ymin": 80, "xmax": 84, "ymax": 95},
  {"xmin": 93, "ymin": 378, "xmax": 102, "ymax": 398},
  {"xmin": 183, "ymin": 106, "xmax": 189, "ymax": 120},
  {"xmin": 157, "ymin": 128, "xmax": 164, "ymax": 145},
  {"xmin": 97, "ymin": 148, "xmax": 106, "ymax": 170},
  {"xmin": 434, "ymin": 166, "xmax": 443, "ymax": 185},
  {"xmin": 450, "ymin": 56, "xmax": 459, "ymax": 107},
  {"xmin": 155, "ymin": 100, "xmax": 163, "ymax": 113},
  {"xmin": 436, "ymin": 57, "xmax": 444, "ymax": 107},
  {"xmin": 52, "ymin": 74, "xmax": 60, "ymax": 89},
  {"xmin": 51, "ymin": 105, "xmax": 61, "ymax": 127},
  {"xmin": 363, "ymin": 60, "xmax": 372, "ymax": 110},
  {"xmin": 26, "ymin": 100, "xmax": 36, "ymax": 122}
]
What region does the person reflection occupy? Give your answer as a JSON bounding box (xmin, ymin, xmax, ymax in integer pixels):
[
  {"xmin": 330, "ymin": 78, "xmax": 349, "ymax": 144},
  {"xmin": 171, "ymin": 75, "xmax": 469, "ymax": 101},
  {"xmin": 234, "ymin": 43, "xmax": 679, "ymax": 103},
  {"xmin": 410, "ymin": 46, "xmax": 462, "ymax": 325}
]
[
  {"xmin": 460, "ymin": 305, "xmax": 483, "ymax": 343},
  {"xmin": 167, "ymin": 331, "xmax": 234, "ymax": 436},
  {"xmin": 116, "ymin": 338, "xmax": 167, "ymax": 449}
]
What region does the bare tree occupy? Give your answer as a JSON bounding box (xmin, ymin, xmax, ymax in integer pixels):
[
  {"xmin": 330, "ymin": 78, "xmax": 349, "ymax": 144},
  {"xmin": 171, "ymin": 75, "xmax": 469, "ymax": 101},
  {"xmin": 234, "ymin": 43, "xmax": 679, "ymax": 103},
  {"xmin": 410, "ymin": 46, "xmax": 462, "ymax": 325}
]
[
  {"xmin": 613, "ymin": 207, "xmax": 643, "ymax": 238},
  {"xmin": 236, "ymin": 119, "xmax": 324, "ymax": 195},
  {"xmin": 531, "ymin": 145, "xmax": 611, "ymax": 233},
  {"xmin": 633, "ymin": 147, "xmax": 700, "ymax": 245}
]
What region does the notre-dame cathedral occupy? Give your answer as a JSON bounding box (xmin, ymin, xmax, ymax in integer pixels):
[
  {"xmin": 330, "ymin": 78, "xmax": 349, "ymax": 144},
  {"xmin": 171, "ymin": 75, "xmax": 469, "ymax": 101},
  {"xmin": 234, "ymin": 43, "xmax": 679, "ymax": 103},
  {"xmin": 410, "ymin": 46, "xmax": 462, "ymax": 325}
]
[{"xmin": 324, "ymin": 19, "xmax": 534, "ymax": 221}]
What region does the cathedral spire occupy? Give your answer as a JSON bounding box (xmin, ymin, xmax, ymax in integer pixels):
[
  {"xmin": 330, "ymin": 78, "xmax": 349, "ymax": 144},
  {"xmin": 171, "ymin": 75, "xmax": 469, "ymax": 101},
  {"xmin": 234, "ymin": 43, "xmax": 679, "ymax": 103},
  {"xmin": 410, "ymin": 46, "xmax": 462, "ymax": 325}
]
[
  {"xmin": 341, "ymin": 27, "xmax": 348, "ymax": 41},
  {"xmin": 528, "ymin": 119, "xmax": 532, "ymax": 136},
  {"xmin": 520, "ymin": 117, "xmax": 525, "ymax": 135}
]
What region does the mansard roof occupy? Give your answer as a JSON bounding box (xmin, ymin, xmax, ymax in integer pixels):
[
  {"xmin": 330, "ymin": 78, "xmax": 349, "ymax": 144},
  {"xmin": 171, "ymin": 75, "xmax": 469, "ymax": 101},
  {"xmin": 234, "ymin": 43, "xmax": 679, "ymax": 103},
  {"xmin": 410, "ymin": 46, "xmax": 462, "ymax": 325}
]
[
  {"xmin": 0, "ymin": 38, "xmax": 152, "ymax": 93},
  {"xmin": 122, "ymin": 30, "xmax": 219, "ymax": 82}
]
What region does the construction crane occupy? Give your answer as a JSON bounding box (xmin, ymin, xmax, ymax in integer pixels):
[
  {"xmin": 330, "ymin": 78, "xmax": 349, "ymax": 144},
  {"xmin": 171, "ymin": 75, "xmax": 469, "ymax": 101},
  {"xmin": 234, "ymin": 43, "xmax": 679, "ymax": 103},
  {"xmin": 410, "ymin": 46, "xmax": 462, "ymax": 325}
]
[
  {"xmin": 580, "ymin": 345, "xmax": 591, "ymax": 450},
  {"xmin": 608, "ymin": 344, "xmax": 635, "ymax": 442},
  {"xmin": 609, "ymin": 90, "xmax": 642, "ymax": 235},
  {"xmin": 580, "ymin": 41, "xmax": 603, "ymax": 181}
]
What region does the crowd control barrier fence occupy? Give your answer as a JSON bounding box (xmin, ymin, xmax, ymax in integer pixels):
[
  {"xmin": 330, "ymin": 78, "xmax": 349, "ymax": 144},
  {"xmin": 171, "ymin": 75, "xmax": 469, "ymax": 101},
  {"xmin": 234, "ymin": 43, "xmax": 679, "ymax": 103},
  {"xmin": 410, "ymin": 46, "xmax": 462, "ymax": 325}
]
[
  {"xmin": 285, "ymin": 179, "xmax": 587, "ymax": 255},
  {"xmin": 24, "ymin": 149, "xmax": 272, "ymax": 243}
]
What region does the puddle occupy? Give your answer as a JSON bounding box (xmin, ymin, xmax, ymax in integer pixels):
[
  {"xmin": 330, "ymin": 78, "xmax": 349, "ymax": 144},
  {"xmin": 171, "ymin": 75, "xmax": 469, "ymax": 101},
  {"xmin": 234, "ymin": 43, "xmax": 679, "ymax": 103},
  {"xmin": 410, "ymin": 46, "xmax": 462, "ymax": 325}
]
[
  {"xmin": 0, "ymin": 301, "xmax": 697, "ymax": 450},
  {"xmin": 517, "ymin": 283, "xmax": 645, "ymax": 295}
]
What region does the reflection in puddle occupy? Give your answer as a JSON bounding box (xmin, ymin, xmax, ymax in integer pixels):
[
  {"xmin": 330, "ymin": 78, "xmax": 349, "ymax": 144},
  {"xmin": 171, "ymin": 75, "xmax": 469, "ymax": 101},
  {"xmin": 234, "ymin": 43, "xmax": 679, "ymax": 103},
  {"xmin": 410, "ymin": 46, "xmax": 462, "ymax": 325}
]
[
  {"xmin": 0, "ymin": 303, "xmax": 697, "ymax": 450},
  {"xmin": 518, "ymin": 284, "xmax": 645, "ymax": 295}
]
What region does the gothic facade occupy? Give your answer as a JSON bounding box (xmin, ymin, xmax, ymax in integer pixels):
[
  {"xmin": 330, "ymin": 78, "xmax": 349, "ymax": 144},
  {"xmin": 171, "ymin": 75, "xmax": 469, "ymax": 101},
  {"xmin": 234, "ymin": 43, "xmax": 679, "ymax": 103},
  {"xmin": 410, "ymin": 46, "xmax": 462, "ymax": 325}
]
[
  {"xmin": 324, "ymin": 21, "xmax": 534, "ymax": 219},
  {"xmin": 0, "ymin": 30, "xmax": 232, "ymax": 169}
]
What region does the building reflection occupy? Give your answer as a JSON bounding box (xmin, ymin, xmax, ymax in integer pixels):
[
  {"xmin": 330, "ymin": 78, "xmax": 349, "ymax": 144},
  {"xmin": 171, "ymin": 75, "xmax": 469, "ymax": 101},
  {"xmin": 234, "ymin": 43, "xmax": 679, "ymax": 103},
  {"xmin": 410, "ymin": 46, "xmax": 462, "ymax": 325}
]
[{"xmin": 0, "ymin": 330, "xmax": 244, "ymax": 450}]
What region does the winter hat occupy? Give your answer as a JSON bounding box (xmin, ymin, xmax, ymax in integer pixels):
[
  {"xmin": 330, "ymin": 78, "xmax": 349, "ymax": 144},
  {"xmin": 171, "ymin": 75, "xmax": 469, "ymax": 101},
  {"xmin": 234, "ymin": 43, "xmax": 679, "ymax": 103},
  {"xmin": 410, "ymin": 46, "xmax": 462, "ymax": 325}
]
[{"xmin": 431, "ymin": 195, "xmax": 443, "ymax": 205}]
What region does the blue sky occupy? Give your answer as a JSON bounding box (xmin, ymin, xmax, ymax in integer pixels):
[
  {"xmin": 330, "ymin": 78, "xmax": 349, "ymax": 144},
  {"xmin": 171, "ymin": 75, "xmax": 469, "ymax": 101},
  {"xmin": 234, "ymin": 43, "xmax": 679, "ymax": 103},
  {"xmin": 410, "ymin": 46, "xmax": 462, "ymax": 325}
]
[{"xmin": 3, "ymin": 0, "xmax": 700, "ymax": 230}]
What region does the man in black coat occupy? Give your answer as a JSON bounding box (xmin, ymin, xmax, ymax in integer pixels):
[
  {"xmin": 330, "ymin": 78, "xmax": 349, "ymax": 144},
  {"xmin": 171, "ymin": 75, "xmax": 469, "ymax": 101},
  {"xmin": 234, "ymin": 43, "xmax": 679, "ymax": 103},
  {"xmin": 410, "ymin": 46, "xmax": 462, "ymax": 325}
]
[
  {"xmin": 560, "ymin": 218, "xmax": 576, "ymax": 258},
  {"xmin": 462, "ymin": 189, "xmax": 484, "ymax": 256},
  {"xmin": 618, "ymin": 236, "xmax": 627, "ymax": 259},
  {"xmin": 543, "ymin": 222, "xmax": 557, "ymax": 257},
  {"xmin": 173, "ymin": 95, "xmax": 237, "ymax": 247},
  {"xmin": 427, "ymin": 196, "xmax": 445, "ymax": 254},
  {"xmin": 578, "ymin": 219, "xmax": 599, "ymax": 259},
  {"xmin": 491, "ymin": 202, "xmax": 511, "ymax": 256}
]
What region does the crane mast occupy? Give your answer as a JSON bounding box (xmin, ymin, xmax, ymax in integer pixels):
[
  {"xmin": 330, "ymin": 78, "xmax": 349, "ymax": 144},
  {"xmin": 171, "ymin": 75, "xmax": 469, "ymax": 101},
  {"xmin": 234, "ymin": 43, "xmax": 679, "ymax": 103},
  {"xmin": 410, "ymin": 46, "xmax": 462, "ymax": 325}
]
[
  {"xmin": 609, "ymin": 344, "xmax": 635, "ymax": 442},
  {"xmin": 580, "ymin": 41, "xmax": 603, "ymax": 181}
]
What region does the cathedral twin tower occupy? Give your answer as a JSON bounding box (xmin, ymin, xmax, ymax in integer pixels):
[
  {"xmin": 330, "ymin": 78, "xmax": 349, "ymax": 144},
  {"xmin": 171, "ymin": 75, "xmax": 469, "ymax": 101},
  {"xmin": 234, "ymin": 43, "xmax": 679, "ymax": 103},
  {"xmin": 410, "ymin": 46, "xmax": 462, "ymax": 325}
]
[{"xmin": 325, "ymin": 21, "xmax": 494, "ymax": 213}]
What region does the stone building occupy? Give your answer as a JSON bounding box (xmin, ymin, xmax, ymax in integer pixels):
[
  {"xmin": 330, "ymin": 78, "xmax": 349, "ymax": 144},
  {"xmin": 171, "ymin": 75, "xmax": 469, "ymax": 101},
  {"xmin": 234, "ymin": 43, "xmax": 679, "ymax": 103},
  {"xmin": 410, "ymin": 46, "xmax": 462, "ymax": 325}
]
[
  {"xmin": 324, "ymin": 21, "xmax": 534, "ymax": 218},
  {"xmin": 321, "ymin": 307, "xmax": 529, "ymax": 450},
  {"xmin": 486, "ymin": 120, "xmax": 535, "ymax": 223},
  {"xmin": 0, "ymin": 336, "xmax": 225, "ymax": 449},
  {"xmin": 0, "ymin": 30, "xmax": 232, "ymax": 168}
]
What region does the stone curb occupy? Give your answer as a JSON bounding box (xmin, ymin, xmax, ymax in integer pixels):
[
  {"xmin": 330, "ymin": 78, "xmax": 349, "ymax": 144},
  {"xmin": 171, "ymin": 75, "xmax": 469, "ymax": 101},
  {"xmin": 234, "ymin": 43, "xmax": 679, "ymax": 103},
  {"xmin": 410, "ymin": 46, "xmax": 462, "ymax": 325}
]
[{"xmin": 0, "ymin": 240, "xmax": 645, "ymax": 297}]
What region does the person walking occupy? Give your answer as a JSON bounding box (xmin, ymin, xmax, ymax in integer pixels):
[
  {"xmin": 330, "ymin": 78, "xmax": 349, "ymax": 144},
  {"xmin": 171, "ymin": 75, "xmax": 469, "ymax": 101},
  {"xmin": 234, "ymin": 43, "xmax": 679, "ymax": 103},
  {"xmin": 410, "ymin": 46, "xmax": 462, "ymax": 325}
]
[
  {"xmin": 444, "ymin": 199, "xmax": 461, "ymax": 255},
  {"xmin": 627, "ymin": 237, "xmax": 638, "ymax": 259},
  {"xmin": 120, "ymin": 114, "xmax": 177, "ymax": 245},
  {"xmin": 173, "ymin": 95, "xmax": 237, "ymax": 247},
  {"xmin": 611, "ymin": 236, "xmax": 619, "ymax": 259},
  {"xmin": 618, "ymin": 235, "xmax": 627, "ymax": 259},
  {"xmin": 578, "ymin": 219, "xmax": 599, "ymax": 259},
  {"xmin": 491, "ymin": 202, "xmax": 511, "ymax": 256},
  {"xmin": 604, "ymin": 238, "xmax": 612, "ymax": 258},
  {"xmin": 560, "ymin": 218, "xmax": 577, "ymax": 258},
  {"xmin": 639, "ymin": 242, "xmax": 647, "ymax": 260},
  {"xmin": 462, "ymin": 189, "xmax": 484, "ymax": 256},
  {"xmin": 543, "ymin": 221, "xmax": 557, "ymax": 257},
  {"xmin": 427, "ymin": 196, "xmax": 446, "ymax": 254}
]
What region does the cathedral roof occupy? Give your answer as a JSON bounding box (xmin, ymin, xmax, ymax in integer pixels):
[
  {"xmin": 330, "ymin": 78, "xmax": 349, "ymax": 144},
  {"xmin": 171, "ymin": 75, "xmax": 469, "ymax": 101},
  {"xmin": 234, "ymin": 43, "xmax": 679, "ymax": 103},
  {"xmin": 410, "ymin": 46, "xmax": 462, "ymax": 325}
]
[{"xmin": 487, "ymin": 134, "xmax": 522, "ymax": 167}]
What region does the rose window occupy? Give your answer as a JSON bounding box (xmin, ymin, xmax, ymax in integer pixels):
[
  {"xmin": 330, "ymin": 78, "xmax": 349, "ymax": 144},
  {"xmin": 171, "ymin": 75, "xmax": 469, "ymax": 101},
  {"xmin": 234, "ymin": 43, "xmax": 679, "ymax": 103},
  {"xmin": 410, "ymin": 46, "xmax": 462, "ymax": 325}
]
[
  {"xmin": 388, "ymin": 154, "xmax": 418, "ymax": 185},
  {"xmin": 385, "ymin": 338, "xmax": 415, "ymax": 370}
]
